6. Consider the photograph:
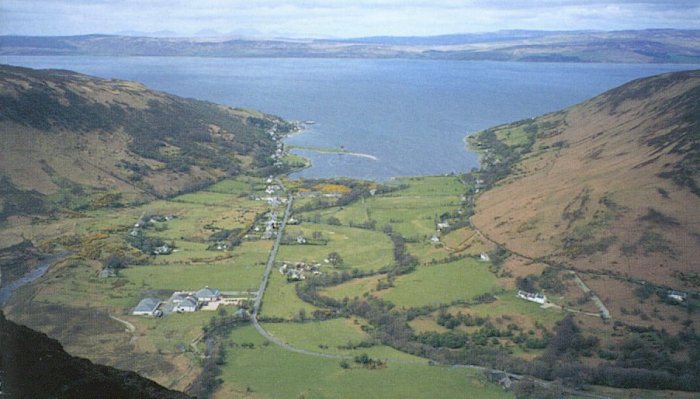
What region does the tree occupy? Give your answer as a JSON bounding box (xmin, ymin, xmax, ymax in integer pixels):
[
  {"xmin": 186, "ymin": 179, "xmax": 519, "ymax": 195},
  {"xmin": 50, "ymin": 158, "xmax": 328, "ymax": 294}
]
[
  {"xmin": 103, "ymin": 255, "xmax": 128, "ymax": 269},
  {"xmin": 327, "ymin": 216, "xmax": 341, "ymax": 225},
  {"xmin": 327, "ymin": 251, "xmax": 344, "ymax": 267}
]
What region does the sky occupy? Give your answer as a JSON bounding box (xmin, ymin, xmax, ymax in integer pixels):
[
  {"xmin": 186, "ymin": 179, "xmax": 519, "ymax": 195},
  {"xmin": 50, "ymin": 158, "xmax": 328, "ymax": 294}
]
[{"xmin": 1, "ymin": 0, "xmax": 699, "ymax": 38}]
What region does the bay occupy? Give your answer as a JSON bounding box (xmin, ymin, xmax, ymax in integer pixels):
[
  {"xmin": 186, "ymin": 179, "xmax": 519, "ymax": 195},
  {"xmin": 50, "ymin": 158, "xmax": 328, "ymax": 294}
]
[{"xmin": 1, "ymin": 56, "xmax": 693, "ymax": 180}]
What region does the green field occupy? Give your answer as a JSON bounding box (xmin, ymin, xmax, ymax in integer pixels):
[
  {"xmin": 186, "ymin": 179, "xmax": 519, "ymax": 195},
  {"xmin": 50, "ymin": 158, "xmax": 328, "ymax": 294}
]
[
  {"xmin": 262, "ymin": 318, "xmax": 422, "ymax": 361},
  {"xmin": 298, "ymin": 176, "xmax": 465, "ymax": 238},
  {"xmin": 122, "ymin": 261, "xmax": 263, "ymax": 292},
  {"xmin": 321, "ymin": 274, "xmax": 386, "ymax": 301},
  {"xmin": 279, "ymin": 224, "xmax": 393, "ymax": 272},
  {"xmin": 218, "ymin": 325, "xmax": 514, "ymax": 399},
  {"xmin": 259, "ymin": 272, "xmax": 320, "ymax": 320},
  {"xmin": 380, "ymin": 258, "xmax": 500, "ymax": 308}
]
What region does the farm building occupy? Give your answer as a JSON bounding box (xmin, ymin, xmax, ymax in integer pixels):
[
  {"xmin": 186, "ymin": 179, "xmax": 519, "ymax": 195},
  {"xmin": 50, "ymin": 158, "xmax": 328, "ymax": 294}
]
[
  {"xmin": 667, "ymin": 290, "xmax": 688, "ymax": 303},
  {"xmin": 196, "ymin": 287, "xmax": 222, "ymax": 303},
  {"xmin": 517, "ymin": 290, "xmax": 547, "ymax": 305},
  {"xmin": 173, "ymin": 295, "xmax": 198, "ymax": 312},
  {"xmin": 486, "ymin": 371, "xmax": 513, "ymax": 390},
  {"xmin": 132, "ymin": 298, "xmax": 161, "ymax": 316}
]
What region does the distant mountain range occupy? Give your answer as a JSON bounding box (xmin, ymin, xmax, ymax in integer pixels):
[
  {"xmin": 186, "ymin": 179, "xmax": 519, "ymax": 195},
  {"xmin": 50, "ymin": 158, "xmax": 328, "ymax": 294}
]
[{"xmin": 1, "ymin": 29, "xmax": 699, "ymax": 63}]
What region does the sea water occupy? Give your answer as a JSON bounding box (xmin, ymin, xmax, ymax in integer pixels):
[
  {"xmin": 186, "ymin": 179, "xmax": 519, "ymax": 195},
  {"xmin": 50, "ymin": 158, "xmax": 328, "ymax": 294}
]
[{"xmin": 2, "ymin": 56, "xmax": 693, "ymax": 181}]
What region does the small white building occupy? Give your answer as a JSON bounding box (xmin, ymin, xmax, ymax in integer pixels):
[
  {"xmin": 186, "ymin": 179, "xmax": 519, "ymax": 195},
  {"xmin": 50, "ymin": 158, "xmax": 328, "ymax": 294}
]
[
  {"xmin": 668, "ymin": 290, "xmax": 688, "ymax": 303},
  {"xmin": 480, "ymin": 253, "xmax": 490, "ymax": 262},
  {"xmin": 430, "ymin": 235, "xmax": 440, "ymax": 243},
  {"xmin": 517, "ymin": 290, "xmax": 547, "ymax": 305}
]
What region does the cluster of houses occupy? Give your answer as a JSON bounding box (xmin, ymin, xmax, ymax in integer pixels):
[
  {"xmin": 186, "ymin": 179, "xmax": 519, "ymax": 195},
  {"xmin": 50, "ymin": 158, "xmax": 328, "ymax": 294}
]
[
  {"xmin": 129, "ymin": 213, "xmax": 176, "ymax": 255},
  {"xmin": 268, "ymin": 128, "xmax": 285, "ymax": 168},
  {"xmin": 129, "ymin": 214, "xmax": 175, "ymax": 237},
  {"xmin": 279, "ymin": 262, "xmax": 323, "ymax": 282},
  {"xmin": 516, "ymin": 290, "xmax": 548, "ymax": 305},
  {"xmin": 133, "ymin": 287, "xmax": 252, "ymax": 317}
]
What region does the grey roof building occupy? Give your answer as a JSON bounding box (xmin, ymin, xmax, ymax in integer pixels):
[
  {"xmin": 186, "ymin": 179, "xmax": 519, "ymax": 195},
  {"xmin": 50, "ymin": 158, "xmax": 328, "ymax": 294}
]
[
  {"xmin": 132, "ymin": 298, "xmax": 161, "ymax": 316},
  {"xmin": 195, "ymin": 287, "xmax": 221, "ymax": 302}
]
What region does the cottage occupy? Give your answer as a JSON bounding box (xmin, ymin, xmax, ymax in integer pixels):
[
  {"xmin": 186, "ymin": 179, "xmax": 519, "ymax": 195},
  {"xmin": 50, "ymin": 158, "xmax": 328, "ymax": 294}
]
[
  {"xmin": 668, "ymin": 290, "xmax": 688, "ymax": 303},
  {"xmin": 132, "ymin": 298, "xmax": 161, "ymax": 316},
  {"xmin": 152, "ymin": 244, "xmax": 172, "ymax": 255},
  {"xmin": 480, "ymin": 253, "xmax": 490, "ymax": 262},
  {"xmin": 296, "ymin": 235, "xmax": 307, "ymax": 244},
  {"xmin": 175, "ymin": 296, "xmax": 198, "ymax": 313},
  {"xmin": 98, "ymin": 268, "xmax": 117, "ymax": 278},
  {"xmin": 437, "ymin": 222, "xmax": 450, "ymax": 230},
  {"xmin": 430, "ymin": 235, "xmax": 440, "ymax": 243},
  {"xmin": 196, "ymin": 287, "xmax": 222, "ymax": 303},
  {"xmin": 486, "ymin": 371, "xmax": 513, "ymax": 390},
  {"xmin": 517, "ymin": 290, "xmax": 547, "ymax": 305},
  {"xmin": 286, "ymin": 269, "xmax": 305, "ymax": 282}
]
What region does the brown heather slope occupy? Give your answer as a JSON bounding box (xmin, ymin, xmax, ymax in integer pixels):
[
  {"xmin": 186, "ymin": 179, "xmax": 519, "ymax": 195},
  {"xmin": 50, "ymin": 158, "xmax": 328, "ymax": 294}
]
[
  {"xmin": 0, "ymin": 64, "xmax": 292, "ymax": 222},
  {"xmin": 471, "ymin": 70, "xmax": 699, "ymax": 289}
]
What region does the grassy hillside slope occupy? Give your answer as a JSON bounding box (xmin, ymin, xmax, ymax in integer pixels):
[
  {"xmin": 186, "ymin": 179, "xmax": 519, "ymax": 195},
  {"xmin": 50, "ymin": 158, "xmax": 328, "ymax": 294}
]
[
  {"xmin": 471, "ymin": 69, "xmax": 699, "ymax": 289},
  {"xmin": 0, "ymin": 65, "xmax": 293, "ymax": 221}
]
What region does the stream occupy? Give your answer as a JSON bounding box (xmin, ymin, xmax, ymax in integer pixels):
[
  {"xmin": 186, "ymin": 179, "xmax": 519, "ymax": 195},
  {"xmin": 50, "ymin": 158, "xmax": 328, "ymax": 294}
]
[{"xmin": 0, "ymin": 252, "xmax": 70, "ymax": 307}]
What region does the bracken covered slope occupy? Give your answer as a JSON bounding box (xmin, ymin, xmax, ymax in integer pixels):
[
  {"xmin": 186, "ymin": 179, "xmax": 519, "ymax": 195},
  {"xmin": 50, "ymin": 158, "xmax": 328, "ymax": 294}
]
[
  {"xmin": 0, "ymin": 64, "xmax": 292, "ymax": 220},
  {"xmin": 0, "ymin": 312, "xmax": 191, "ymax": 398},
  {"xmin": 471, "ymin": 69, "xmax": 700, "ymax": 288}
]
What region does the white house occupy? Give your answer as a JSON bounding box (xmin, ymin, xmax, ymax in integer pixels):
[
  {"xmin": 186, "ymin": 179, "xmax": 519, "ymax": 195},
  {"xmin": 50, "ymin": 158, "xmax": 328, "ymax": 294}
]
[
  {"xmin": 133, "ymin": 298, "xmax": 161, "ymax": 316},
  {"xmin": 517, "ymin": 290, "xmax": 547, "ymax": 305},
  {"xmin": 480, "ymin": 253, "xmax": 490, "ymax": 262},
  {"xmin": 170, "ymin": 294, "xmax": 197, "ymax": 313},
  {"xmin": 430, "ymin": 235, "xmax": 440, "ymax": 243},
  {"xmin": 668, "ymin": 290, "xmax": 688, "ymax": 303},
  {"xmin": 195, "ymin": 287, "xmax": 222, "ymax": 303}
]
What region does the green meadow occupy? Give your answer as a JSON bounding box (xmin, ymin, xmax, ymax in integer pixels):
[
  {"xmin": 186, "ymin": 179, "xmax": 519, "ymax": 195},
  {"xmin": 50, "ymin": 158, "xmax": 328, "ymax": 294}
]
[
  {"xmin": 380, "ymin": 258, "xmax": 500, "ymax": 308},
  {"xmin": 259, "ymin": 272, "xmax": 321, "ymax": 320},
  {"xmin": 298, "ymin": 176, "xmax": 465, "ymax": 238},
  {"xmin": 218, "ymin": 325, "xmax": 514, "ymax": 399},
  {"xmin": 121, "ymin": 261, "xmax": 263, "ymax": 292},
  {"xmin": 261, "ymin": 318, "xmax": 422, "ymax": 361},
  {"xmin": 278, "ymin": 223, "xmax": 394, "ymax": 272}
]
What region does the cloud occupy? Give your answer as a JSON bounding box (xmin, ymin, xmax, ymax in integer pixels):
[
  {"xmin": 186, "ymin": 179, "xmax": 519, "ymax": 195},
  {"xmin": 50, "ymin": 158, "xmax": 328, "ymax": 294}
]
[{"xmin": 1, "ymin": 0, "xmax": 698, "ymax": 37}]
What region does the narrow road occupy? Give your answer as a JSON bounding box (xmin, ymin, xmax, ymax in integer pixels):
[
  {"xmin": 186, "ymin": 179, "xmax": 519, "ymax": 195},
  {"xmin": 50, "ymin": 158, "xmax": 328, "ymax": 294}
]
[
  {"xmin": 252, "ymin": 179, "xmax": 293, "ymax": 318},
  {"xmin": 468, "ymin": 215, "xmax": 611, "ymax": 320},
  {"xmin": 570, "ymin": 271, "xmax": 611, "ymax": 319},
  {"xmin": 109, "ymin": 313, "xmax": 136, "ymax": 333}
]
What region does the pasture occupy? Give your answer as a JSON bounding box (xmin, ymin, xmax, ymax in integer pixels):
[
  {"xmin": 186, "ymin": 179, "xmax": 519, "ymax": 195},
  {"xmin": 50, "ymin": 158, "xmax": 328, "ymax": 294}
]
[
  {"xmin": 279, "ymin": 223, "xmax": 394, "ymax": 272},
  {"xmin": 379, "ymin": 258, "xmax": 501, "ymax": 308},
  {"xmin": 216, "ymin": 325, "xmax": 513, "ymax": 399}
]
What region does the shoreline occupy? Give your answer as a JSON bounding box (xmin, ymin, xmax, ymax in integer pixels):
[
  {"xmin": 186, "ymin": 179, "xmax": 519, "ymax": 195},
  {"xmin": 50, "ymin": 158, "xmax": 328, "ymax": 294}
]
[{"xmin": 288, "ymin": 145, "xmax": 378, "ymax": 161}]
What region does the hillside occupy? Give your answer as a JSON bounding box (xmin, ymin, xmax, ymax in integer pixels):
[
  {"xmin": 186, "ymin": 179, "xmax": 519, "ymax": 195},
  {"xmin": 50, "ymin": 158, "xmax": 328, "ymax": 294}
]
[
  {"xmin": 0, "ymin": 312, "xmax": 190, "ymax": 398},
  {"xmin": 0, "ymin": 65, "xmax": 293, "ymax": 222},
  {"xmin": 1, "ymin": 29, "xmax": 699, "ymax": 63},
  {"xmin": 470, "ymin": 69, "xmax": 700, "ymax": 289}
]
